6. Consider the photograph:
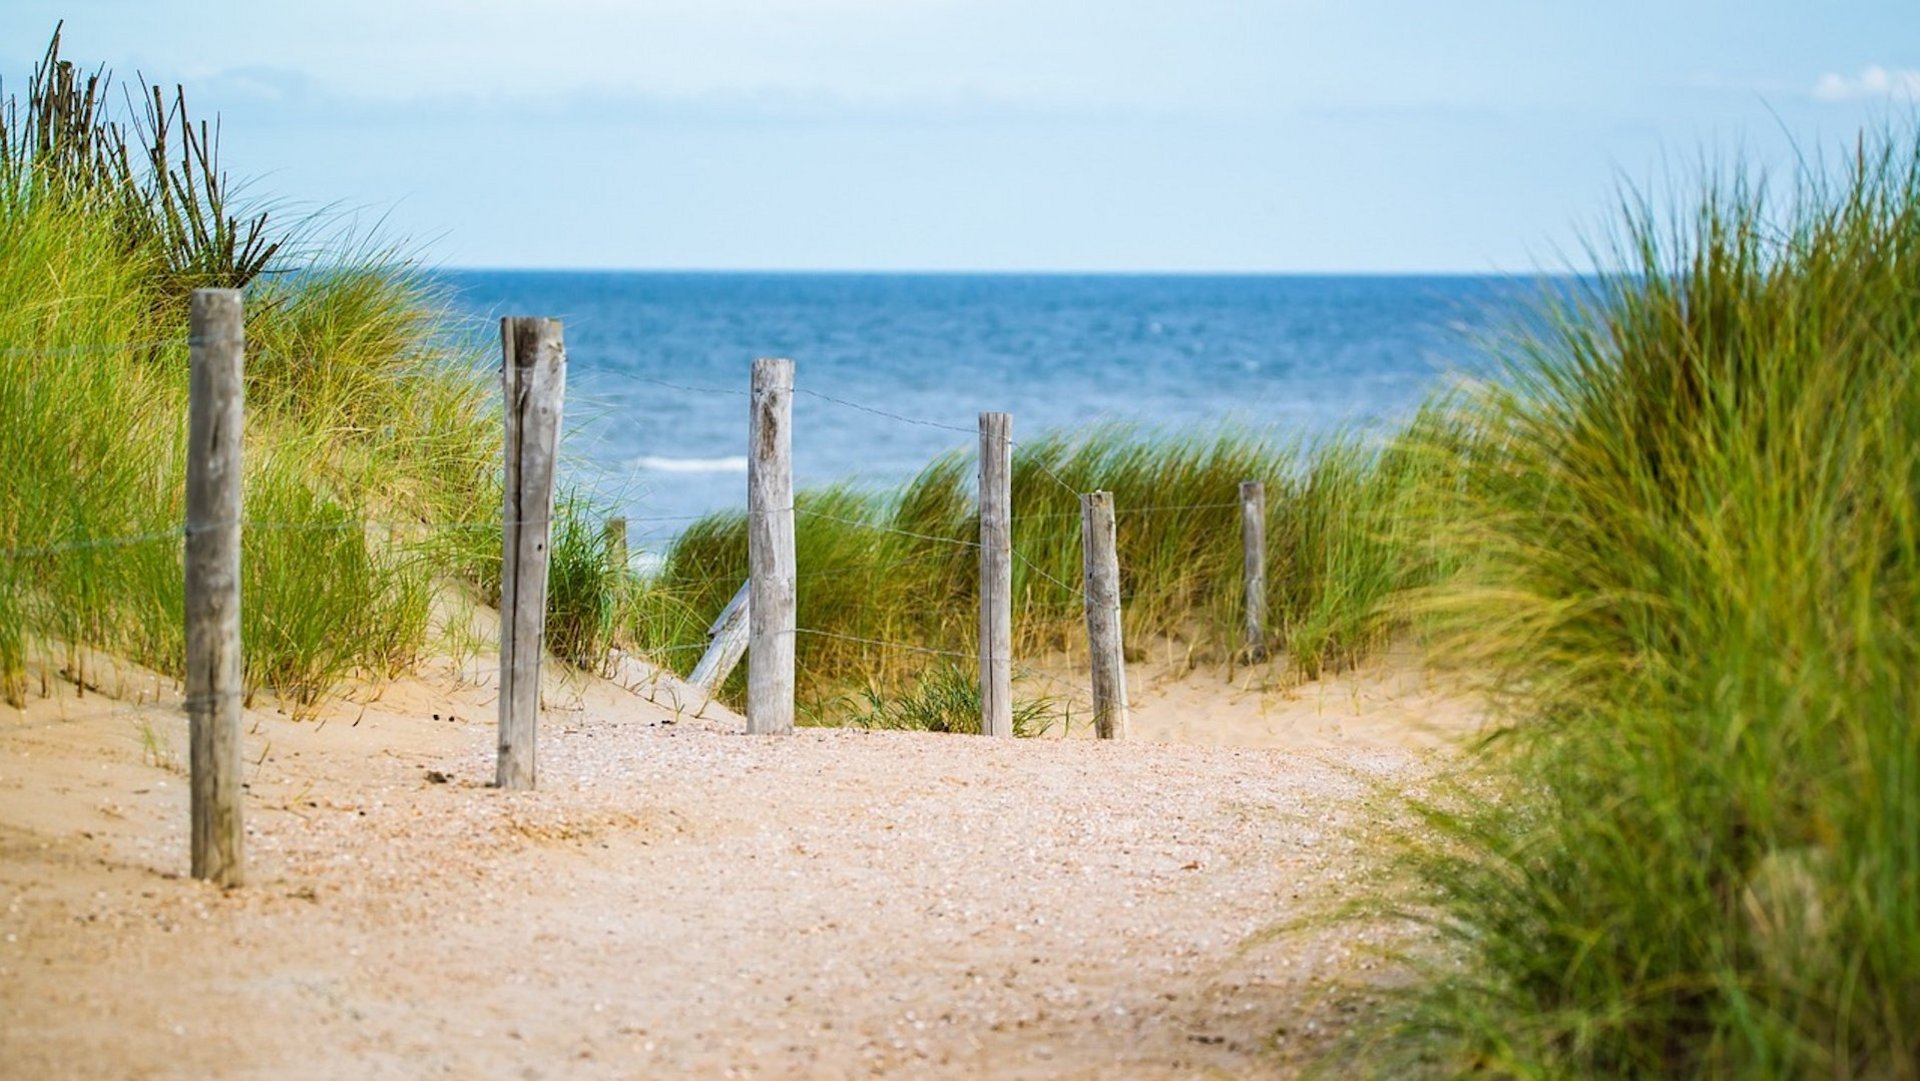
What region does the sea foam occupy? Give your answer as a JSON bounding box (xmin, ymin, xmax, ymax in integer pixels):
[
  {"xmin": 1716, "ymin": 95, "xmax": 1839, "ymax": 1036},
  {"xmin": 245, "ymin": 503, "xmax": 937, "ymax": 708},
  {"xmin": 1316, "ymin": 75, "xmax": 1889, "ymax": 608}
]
[{"xmin": 634, "ymin": 455, "xmax": 749, "ymax": 474}]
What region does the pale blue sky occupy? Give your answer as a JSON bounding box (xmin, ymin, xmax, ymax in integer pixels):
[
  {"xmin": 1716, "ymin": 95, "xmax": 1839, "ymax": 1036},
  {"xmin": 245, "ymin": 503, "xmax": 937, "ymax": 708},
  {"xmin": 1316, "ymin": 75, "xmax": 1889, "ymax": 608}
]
[{"xmin": 4, "ymin": 1, "xmax": 1916, "ymax": 271}]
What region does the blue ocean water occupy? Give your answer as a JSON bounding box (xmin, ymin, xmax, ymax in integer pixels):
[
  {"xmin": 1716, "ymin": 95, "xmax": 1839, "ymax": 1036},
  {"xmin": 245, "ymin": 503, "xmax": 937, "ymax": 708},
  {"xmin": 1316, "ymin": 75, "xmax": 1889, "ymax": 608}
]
[{"xmin": 435, "ymin": 272, "xmax": 1541, "ymax": 545}]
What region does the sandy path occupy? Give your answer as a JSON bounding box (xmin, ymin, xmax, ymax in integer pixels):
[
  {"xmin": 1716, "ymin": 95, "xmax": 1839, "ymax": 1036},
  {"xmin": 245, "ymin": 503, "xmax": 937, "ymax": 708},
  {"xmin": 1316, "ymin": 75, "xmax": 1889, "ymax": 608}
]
[{"xmin": 0, "ymin": 654, "xmax": 1467, "ymax": 1079}]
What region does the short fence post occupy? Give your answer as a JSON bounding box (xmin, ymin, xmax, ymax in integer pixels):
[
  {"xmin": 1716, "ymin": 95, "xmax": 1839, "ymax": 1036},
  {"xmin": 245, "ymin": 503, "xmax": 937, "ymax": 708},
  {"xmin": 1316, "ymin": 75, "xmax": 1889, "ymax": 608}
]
[
  {"xmin": 603, "ymin": 516, "xmax": 628, "ymax": 573},
  {"xmin": 1081, "ymin": 491, "xmax": 1129, "ymax": 740},
  {"xmin": 1239, "ymin": 480, "xmax": 1268, "ymax": 662},
  {"xmin": 185, "ymin": 288, "xmax": 246, "ymax": 887},
  {"xmin": 497, "ymin": 317, "xmax": 567, "ymax": 790},
  {"xmin": 747, "ymin": 358, "xmax": 796, "ymax": 735},
  {"xmin": 978, "ymin": 412, "xmax": 1014, "ymax": 737}
]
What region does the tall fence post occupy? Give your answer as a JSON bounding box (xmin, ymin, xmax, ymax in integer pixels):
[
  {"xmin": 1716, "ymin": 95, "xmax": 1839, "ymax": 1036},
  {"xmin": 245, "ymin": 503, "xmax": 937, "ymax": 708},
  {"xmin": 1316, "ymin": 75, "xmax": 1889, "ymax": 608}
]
[
  {"xmin": 186, "ymin": 288, "xmax": 245, "ymax": 886},
  {"xmin": 1081, "ymin": 491, "xmax": 1129, "ymax": 740},
  {"xmin": 1239, "ymin": 480, "xmax": 1268, "ymax": 662},
  {"xmin": 747, "ymin": 358, "xmax": 796, "ymax": 735},
  {"xmin": 497, "ymin": 317, "xmax": 566, "ymax": 790},
  {"xmin": 978, "ymin": 412, "xmax": 1013, "ymax": 738}
]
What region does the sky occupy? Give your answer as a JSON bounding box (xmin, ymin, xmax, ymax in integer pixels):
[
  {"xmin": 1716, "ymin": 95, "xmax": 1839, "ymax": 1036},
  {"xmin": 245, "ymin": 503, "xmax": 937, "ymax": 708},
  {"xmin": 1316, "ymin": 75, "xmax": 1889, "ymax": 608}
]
[{"xmin": 2, "ymin": 1, "xmax": 1917, "ymax": 272}]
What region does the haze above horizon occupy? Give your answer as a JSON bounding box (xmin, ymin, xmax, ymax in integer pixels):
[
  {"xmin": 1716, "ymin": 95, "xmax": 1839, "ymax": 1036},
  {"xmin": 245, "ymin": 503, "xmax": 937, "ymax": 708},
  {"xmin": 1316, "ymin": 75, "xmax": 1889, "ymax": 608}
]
[{"xmin": 3, "ymin": 2, "xmax": 1915, "ymax": 274}]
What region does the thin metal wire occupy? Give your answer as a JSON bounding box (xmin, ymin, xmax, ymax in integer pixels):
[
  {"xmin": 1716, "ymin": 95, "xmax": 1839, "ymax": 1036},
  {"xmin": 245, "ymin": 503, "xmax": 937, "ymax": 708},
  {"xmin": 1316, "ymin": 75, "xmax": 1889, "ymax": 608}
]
[
  {"xmin": 0, "ymin": 510, "xmax": 735, "ymax": 559},
  {"xmin": 794, "ymin": 508, "xmax": 983, "ymax": 550},
  {"xmin": 794, "ymin": 388, "xmax": 978, "ymax": 435},
  {"xmin": 792, "ymin": 552, "xmax": 958, "ymax": 583},
  {"xmin": 0, "ymin": 497, "xmax": 1249, "ymax": 565},
  {"xmin": 0, "ymin": 529, "xmax": 183, "ymax": 559},
  {"xmin": 0, "ymin": 338, "xmax": 185, "ymax": 358},
  {"xmin": 628, "ymin": 374, "xmax": 750, "ymax": 397},
  {"xmin": 1017, "ymin": 500, "xmax": 1244, "ymax": 521},
  {"xmin": 1009, "ymin": 446, "xmax": 1088, "ymax": 501},
  {"xmin": 653, "ymin": 553, "xmax": 960, "ymax": 589},
  {"xmin": 228, "ymin": 513, "xmax": 722, "ymax": 535},
  {"xmin": 1011, "ymin": 548, "xmax": 1084, "ymax": 597}
]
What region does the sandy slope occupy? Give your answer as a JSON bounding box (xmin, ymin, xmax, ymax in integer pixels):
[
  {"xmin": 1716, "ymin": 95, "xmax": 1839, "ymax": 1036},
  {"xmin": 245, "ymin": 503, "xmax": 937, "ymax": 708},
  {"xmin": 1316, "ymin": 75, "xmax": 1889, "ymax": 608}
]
[{"xmin": 0, "ymin": 649, "xmax": 1479, "ymax": 1079}]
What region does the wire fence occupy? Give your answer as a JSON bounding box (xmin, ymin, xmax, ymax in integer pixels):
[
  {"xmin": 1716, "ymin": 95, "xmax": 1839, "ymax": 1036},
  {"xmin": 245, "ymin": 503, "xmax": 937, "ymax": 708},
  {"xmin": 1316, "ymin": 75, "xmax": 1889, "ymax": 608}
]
[
  {"xmin": 0, "ymin": 337, "xmax": 187, "ymax": 358},
  {"xmin": 5, "ymin": 329, "xmax": 1310, "ymax": 735}
]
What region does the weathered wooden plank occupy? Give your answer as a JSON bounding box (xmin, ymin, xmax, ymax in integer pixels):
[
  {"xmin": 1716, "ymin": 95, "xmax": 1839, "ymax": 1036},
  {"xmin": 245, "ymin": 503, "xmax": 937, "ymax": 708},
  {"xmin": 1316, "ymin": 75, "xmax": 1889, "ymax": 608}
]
[
  {"xmin": 186, "ymin": 288, "xmax": 246, "ymax": 886},
  {"xmin": 1081, "ymin": 491, "xmax": 1129, "ymax": 740},
  {"xmin": 747, "ymin": 358, "xmax": 796, "ymax": 735},
  {"xmin": 978, "ymin": 412, "xmax": 1014, "ymax": 737},
  {"xmin": 689, "ymin": 580, "xmax": 751, "ymax": 693},
  {"xmin": 497, "ymin": 317, "xmax": 566, "ymax": 789}
]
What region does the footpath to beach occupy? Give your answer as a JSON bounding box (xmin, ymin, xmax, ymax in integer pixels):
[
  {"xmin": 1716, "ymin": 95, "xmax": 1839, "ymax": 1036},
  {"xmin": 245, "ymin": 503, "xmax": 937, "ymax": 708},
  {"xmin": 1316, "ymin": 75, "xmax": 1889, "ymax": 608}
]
[{"xmin": 0, "ymin": 651, "xmax": 1476, "ymax": 1079}]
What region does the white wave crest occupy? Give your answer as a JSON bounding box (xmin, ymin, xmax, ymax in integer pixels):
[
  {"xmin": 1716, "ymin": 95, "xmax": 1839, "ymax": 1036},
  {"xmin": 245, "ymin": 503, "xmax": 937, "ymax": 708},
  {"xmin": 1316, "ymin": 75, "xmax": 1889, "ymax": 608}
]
[{"xmin": 634, "ymin": 455, "xmax": 749, "ymax": 474}]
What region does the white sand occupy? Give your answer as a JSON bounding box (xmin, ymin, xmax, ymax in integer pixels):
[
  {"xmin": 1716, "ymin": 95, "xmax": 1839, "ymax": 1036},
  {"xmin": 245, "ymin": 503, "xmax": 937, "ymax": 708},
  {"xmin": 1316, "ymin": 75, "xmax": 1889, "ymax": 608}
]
[{"xmin": 0, "ymin": 646, "xmax": 1480, "ymax": 1079}]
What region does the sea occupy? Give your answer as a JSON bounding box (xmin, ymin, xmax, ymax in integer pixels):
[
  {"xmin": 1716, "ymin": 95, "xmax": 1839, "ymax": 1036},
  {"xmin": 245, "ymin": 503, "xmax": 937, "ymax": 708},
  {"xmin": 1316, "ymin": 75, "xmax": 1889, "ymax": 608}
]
[{"xmin": 434, "ymin": 272, "xmax": 1544, "ymax": 547}]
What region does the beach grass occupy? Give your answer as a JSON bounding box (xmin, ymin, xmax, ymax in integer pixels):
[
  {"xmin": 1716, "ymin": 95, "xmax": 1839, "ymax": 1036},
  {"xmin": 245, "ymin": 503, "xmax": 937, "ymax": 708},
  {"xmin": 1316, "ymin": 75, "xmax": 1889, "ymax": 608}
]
[
  {"xmin": 839, "ymin": 663, "xmax": 1065, "ymax": 737},
  {"xmin": 1360, "ymin": 132, "xmax": 1920, "ymax": 1077},
  {"xmin": 626, "ymin": 423, "xmax": 1445, "ymax": 720},
  {"xmin": 0, "ymin": 33, "xmax": 498, "ymax": 714},
  {"xmin": 16, "ymin": 27, "xmax": 1915, "ymax": 1077}
]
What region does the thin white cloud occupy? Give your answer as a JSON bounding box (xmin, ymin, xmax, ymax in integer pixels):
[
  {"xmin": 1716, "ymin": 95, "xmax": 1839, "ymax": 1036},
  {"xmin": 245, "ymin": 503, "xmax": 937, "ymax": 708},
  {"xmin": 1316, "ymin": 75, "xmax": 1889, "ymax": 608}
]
[{"xmin": 1812, "ymin": 65, "xmax": 1920, "ymax": 103}]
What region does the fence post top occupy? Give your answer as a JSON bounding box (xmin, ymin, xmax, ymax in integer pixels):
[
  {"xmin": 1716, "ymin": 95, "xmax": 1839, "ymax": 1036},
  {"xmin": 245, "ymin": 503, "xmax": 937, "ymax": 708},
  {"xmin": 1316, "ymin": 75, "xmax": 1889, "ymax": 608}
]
[
  {"xmin": 499, "ymin": 317, "xmax": 566, "ymax": 369},
  {"xmin": 500, "ymin": 315, "xmax": 564, "ymax": 329},
  {"xmin": 752, "ymin": 356, "xmax": 795, "ymax": 385}
]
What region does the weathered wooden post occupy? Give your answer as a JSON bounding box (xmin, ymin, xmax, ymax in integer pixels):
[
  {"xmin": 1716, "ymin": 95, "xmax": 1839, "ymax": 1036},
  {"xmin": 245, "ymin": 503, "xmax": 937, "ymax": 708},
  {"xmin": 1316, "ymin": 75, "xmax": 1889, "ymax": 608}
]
[
  {"xmin": 603, "ymin": 516, "xmax": 629, "ymax": 573},
  {"xmin": 497, "ymin": 318, "xmax": 566, "ymax": 790},
  {"xmin": 1080, "ymin": 491, "xmax": 1129, "ymax": 740},
  {"xmin": 747, "ymin": 358, "xmax": 796, "ymax": 735},
  {"xmin": 186, "ymin": 288, "xmax": 245, "ymax": 886},
  {"xmin": 1239, "ymin": 480, "xmax": 1268, "ymax": 662},
  {"xmin": 689, "ymin": 580, "xmax": 751, "ymax": 693},
  {"xmin": 978, "ymin": 412, "xmax": 1014, "ymax": 737}
]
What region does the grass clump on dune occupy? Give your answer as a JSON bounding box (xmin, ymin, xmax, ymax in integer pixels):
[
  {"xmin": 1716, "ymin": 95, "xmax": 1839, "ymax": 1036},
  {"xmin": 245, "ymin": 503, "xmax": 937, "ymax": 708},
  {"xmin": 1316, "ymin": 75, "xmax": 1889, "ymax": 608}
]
[
  {"xmin": 0, "ymin": 30, "xmax": 497, "ymax": 712},
  {"xmin": 630, "ymin": 423, "xmax": 1446, "ymax": 721},
  {"xmin": 1368, "ymin": 134, "xmax": 1920, "ymax": 1077},
  {"xmin": 845, "ymin": 665, "xmax": 1064, "ymax": 737}
]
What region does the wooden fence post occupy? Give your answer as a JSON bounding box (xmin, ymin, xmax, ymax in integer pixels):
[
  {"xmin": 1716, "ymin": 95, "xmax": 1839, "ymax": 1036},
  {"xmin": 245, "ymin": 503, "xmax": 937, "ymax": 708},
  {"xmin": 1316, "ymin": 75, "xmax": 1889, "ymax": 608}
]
[
  {"xmin": 186, "ymin": 287, "xmax": 245, "ymax": 886},
  {"xmin": 747, "ymin": 358, "xmax": 796, "ymax": 735},
  {"xmin": 497, "ymin": 317, "xmax": 566, "ymax": 790},
  {"xmin": 689, "ymin": 580, "xmax": 751, "ymax": 693},
  {"xmin": 603, "ymin": 516, "xmax": 628, "ymax": 573},
  {"xmin": 1239, "ymin": 480, "xmax": 1268, "ymax": 662},
  {"xmin": 978, "ymin": 412, "xmax": 1014, "ymax": 738},
  {"xmin": 1081, "ymin": 491, "xmax": 1129, "ymax": 740}
]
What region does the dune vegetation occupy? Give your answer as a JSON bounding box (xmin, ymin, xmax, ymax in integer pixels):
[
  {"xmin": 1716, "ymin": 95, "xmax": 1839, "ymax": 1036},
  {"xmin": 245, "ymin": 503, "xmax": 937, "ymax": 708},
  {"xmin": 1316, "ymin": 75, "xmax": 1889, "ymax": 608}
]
[
  {"xmin": 1361, "ymin": 135, "xmax": 1920, "ymax": 1077},
  {"xmin": 0, "ymin": 30, "xmax": 500, "ymax": 713},
  {"xmin": 625, "ymin": 419, "xmax": 1456, "ymax": 722},
  {"xmin": 8, "ymin": 26, "xmax": 1915, "ymax": 1077}
]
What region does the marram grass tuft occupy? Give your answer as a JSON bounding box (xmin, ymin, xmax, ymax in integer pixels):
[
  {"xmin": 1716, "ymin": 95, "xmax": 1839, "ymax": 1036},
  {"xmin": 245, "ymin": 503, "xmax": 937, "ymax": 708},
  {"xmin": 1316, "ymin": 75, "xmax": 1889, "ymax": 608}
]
[
  {"xmin": 1361, "ymin": 131, "xmax": 1920, "ymax": 1078},
  {"xmin": 0, "ymin": 33, "xmax": 496, "ymax": 713}
]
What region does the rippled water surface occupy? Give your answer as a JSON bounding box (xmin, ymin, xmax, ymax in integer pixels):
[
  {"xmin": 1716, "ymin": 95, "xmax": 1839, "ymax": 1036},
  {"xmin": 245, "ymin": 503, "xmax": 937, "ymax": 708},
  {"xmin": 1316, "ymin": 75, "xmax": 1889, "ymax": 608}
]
[{"xmin": 436, "ymin": 272, "xmax": 1543, "ymax": 544}]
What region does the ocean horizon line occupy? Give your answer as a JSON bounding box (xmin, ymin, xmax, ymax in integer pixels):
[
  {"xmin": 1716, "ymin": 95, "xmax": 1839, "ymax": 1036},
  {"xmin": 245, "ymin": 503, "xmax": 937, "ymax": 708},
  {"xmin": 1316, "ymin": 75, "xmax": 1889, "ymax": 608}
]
[{"xmin": 435, "ymin": 265, "xmax": 1587, "ymax": 281}]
